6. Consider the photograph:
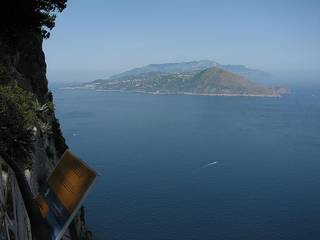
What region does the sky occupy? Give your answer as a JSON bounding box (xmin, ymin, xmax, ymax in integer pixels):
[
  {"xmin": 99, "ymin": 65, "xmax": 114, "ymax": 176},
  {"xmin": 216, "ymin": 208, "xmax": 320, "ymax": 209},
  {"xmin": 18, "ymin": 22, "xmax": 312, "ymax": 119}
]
[{"xmin": 44, "ymin": 0, "xmax": 320, "ymax": 82}]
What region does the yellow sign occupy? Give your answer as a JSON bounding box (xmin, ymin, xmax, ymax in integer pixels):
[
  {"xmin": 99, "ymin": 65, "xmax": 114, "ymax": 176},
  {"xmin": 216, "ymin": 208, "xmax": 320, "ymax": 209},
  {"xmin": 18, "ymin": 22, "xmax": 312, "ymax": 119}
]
[
  {"xmin": 36, "ymin": 150, "xmax": 97, "ymax": 240},
  {"xmin": 48, "ymin": 150, "xmax": 96, "ymax": 213}
]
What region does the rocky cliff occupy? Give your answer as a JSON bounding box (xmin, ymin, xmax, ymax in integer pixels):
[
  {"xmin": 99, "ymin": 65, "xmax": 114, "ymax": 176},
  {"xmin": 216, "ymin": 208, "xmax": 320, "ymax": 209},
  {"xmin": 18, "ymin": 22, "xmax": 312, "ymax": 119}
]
[{"xmin": 0, "ymin": 28, "xmax": 92, "ymax": 239}]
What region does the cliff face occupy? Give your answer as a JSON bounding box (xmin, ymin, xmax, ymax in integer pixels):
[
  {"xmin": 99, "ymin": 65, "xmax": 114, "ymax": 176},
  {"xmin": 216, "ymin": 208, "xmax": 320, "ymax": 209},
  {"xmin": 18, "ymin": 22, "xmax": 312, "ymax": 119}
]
[
  {"xmin": 0, "ymin": 30, "xmax": 91, "ymax": 239},
  {"xmin": 0, "ymin": 31, "xmax": 48, "ymax": 102}
]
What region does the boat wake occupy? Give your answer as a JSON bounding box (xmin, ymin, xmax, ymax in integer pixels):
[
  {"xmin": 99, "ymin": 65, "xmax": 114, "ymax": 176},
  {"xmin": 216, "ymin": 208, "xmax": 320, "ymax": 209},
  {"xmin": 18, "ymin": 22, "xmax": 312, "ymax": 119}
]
[
  {"xmin": 202, "ymin": 161, "xmax": 218, "ymax": 168},
  {"xmin": 194, "ymin": 161, "xmax": 218, "ymax": 172}
]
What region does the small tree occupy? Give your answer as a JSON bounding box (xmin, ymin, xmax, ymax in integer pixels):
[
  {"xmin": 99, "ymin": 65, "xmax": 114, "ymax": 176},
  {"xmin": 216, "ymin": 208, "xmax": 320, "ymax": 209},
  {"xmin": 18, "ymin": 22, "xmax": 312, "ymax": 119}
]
[{"xmin": 0, "ymin": 0, "xmax": 67, "ymax": 39}]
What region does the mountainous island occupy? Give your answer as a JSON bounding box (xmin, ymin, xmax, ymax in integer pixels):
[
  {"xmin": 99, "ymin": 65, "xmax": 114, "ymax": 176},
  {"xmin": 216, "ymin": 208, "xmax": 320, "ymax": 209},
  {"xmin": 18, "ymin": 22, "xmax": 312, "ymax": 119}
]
[{"xmin": 78, "ymin": 60, "xmax": 287, "ymax": 97}]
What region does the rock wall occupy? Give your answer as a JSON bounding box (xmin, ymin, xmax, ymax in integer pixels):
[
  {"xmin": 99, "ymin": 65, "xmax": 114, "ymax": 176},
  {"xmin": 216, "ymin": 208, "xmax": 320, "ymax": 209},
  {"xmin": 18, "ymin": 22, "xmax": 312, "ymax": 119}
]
[{"xmin": 0, "ymin": 30, "xmax": 92, "ymax": 240}]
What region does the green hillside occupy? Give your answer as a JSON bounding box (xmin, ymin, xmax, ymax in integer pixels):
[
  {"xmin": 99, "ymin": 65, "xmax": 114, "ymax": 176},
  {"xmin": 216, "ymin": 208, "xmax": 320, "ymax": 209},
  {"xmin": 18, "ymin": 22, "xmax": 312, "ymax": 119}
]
[{"xmin": 186, "ymin": 67, "xmax": 275, "ymax": 95}]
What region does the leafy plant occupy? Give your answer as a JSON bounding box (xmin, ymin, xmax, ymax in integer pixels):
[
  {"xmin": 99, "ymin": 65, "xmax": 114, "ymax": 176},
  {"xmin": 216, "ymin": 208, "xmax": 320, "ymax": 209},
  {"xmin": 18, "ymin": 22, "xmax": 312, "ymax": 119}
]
[
  {"xmin": 0, "ymin": 84, "xmax": 53, "ymax": 163},
  {"xmin": 0, "ymin": 94, "xmax": 33, "ymax": 164},
  {"xmin": 0, "ymin": 0, "xmax": 67, "ymax": 39}
]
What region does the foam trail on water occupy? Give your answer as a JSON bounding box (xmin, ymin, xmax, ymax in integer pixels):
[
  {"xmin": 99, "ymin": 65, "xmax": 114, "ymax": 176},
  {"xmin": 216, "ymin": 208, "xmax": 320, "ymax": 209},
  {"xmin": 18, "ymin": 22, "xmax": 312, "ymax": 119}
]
[
  {"xmin": 191, "ymin": 161, "xmax": 219, "ymax": 174},
  {"xmin": 196, "ymin": 161, "xmax": 218, "ymax": 171},
  {"xmin": 203, "ymin": 161, "xmax": 218, "ymax": 167}
]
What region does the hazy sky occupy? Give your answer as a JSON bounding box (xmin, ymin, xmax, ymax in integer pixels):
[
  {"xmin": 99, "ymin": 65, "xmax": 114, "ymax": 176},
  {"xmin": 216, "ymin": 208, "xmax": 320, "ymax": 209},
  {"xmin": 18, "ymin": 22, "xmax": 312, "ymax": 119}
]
[{"xmin": 44, "ymin": 0, "xmax": 320, "ymax": 82}]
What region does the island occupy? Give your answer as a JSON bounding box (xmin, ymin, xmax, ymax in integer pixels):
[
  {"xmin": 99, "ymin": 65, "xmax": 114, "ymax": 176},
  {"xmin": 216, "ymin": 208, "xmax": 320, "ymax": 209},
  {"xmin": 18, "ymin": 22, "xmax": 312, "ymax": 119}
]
[{"xmin": 77, "ymin": 61, "xmax": 289, "ymax": 97}]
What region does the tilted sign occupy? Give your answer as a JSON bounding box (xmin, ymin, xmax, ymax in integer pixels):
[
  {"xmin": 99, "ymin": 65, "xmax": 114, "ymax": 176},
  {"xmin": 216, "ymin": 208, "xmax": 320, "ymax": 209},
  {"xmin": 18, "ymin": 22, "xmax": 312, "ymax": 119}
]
[{"xmin": 36, "ymin": 150, "xmax": 97, "ymax": 240}]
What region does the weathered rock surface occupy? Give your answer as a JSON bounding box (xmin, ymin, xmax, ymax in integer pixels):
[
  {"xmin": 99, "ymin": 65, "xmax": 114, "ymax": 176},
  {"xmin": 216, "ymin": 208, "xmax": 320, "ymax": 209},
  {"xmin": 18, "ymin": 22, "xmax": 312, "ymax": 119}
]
[{"xmin": 0, "ymin": 29, "xmax": 92, "ymax": 240}]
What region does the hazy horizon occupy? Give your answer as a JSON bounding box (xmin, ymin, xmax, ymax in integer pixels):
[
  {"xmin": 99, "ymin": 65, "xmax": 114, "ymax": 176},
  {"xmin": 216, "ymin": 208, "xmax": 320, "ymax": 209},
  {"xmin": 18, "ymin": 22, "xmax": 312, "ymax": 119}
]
[
  {"xmin": 47, "ymin": 61, "xmax": 320, "ymax": 85},
  {"xmin": 44, "ymin": 0, "xmax": 320, "ymax": 83}
]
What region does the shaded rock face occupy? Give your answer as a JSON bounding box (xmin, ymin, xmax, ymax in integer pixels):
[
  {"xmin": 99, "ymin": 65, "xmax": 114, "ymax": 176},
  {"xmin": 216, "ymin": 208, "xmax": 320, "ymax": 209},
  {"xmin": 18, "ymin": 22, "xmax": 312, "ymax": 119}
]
[
  {"xmin": 0, "ymin": 31, "xmax": 48, "ymax": 103},
  {"xmin": 0, "ymin": 31, "xmax": 92, "ymax": 240}
]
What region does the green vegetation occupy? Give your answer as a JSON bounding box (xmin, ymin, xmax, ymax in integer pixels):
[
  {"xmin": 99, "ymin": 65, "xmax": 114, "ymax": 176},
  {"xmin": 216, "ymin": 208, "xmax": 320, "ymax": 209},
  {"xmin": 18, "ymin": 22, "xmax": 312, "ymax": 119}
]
[
  {"xmin": 0, "ymin": 85, "xmax": 53, "ymax": 164},
  {"xmin": 0, "ymin": 0, "xmax": 67, "ymax": 39},
  {"xmin": 187, "ymin": 67, "xmax": 275, "ymax": 95}
]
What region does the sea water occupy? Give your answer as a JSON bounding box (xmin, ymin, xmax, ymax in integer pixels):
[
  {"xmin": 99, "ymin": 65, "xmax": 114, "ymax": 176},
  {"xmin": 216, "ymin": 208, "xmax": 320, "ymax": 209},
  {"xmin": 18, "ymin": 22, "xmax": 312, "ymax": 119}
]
[{"xmin": 53, "ymin": 86, "xmax": 320, "ymax": 240}]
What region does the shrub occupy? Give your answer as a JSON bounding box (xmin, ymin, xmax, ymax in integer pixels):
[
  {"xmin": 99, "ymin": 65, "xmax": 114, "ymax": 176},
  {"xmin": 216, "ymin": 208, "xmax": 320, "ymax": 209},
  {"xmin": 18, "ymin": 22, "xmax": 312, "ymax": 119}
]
[
  {"xmin": 0, "ymin": 93, "xmax": 33, "ymax": 164},
  {"xmin": 0, "ymin": 0, "xmax": 67, "ymax": 39},
  {"xmin": 0, "ymin": 84, "xmax": 53, "ymax": 163}
]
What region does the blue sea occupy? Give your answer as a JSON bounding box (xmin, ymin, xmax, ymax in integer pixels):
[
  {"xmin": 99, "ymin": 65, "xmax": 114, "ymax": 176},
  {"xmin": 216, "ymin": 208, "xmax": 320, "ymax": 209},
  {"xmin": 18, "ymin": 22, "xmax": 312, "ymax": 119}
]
[{"xmin": 53, "ymin": 86, "xmax": 320, "ymax": 240}]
